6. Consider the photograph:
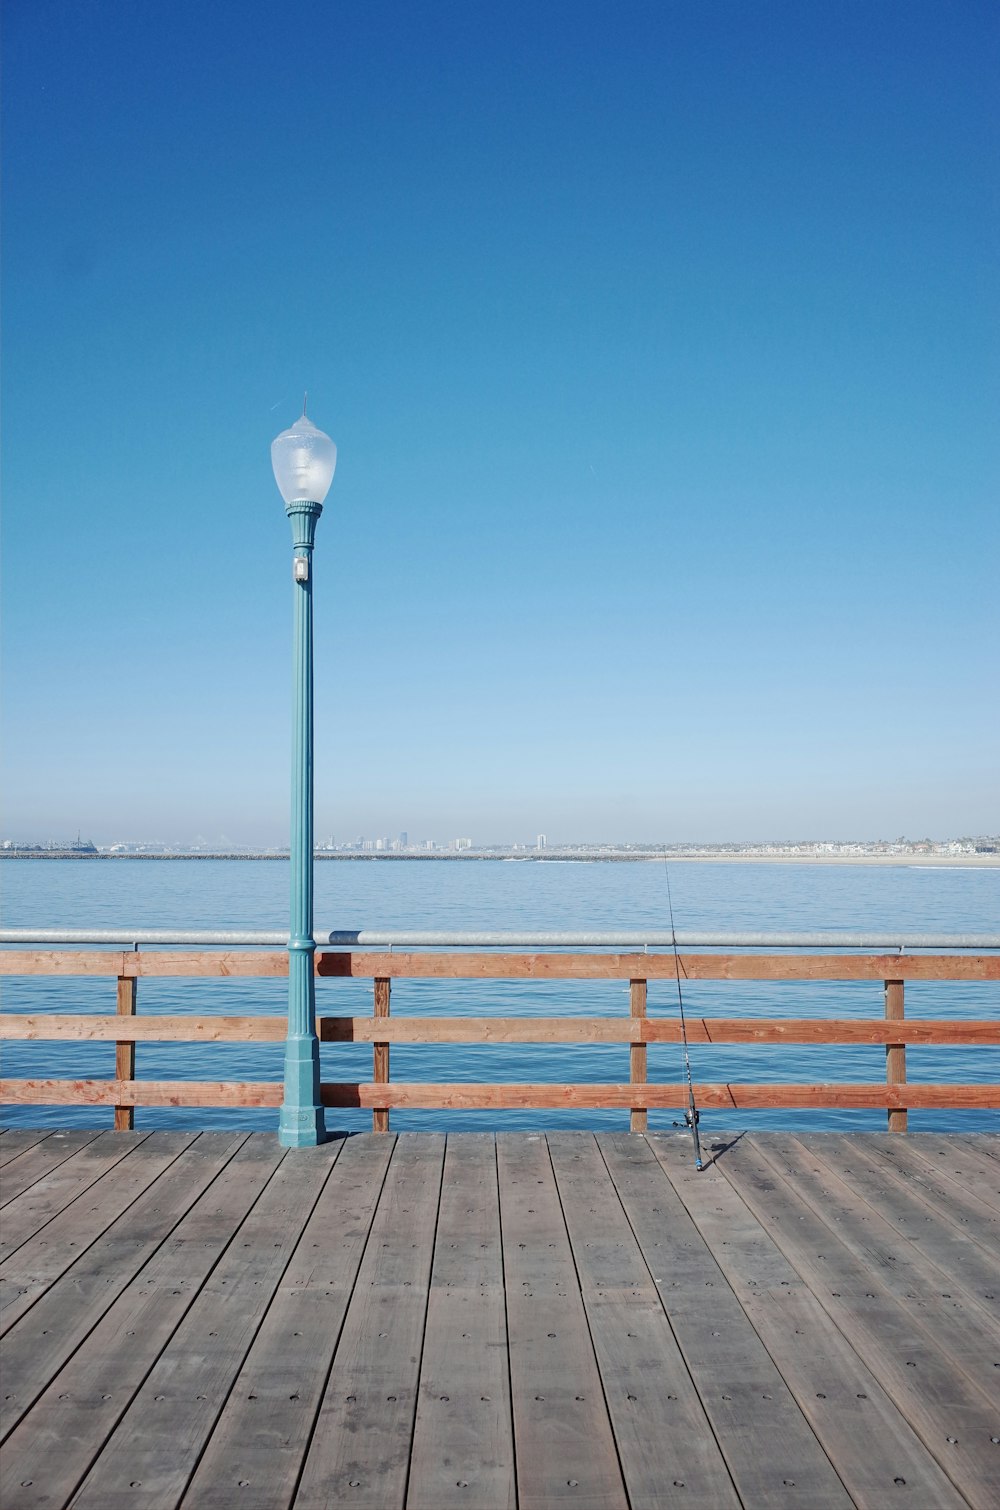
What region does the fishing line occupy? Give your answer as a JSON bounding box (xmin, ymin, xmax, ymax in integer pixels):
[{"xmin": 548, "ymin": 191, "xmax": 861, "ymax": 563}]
[{"xmin": 663, "ymin": 860, "xmax": 704, "ymax": 1170}]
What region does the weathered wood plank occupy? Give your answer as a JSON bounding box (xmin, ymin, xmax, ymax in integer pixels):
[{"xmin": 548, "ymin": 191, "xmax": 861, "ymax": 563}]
[
  {"xmin": 497, "ymin": 1132, "xmax": 630, "ymax": 1510},
  {"xmin": 324, "ymin": 1015, "xmax": 999, "ymax": 1045},
  {"xmin": 0, "ymin": 1129, "xmax": 149, "ymax": 1263},
  {"xmin": 629, "ymin": 980, "xmax": 647, "ymax": 1132},
  {"xmin": 0, "ymin": 950, "xmax": 288, "ymax": 977},
  {"xmin": 548, "ymin": 1132, "xmax": 740, "ymax": 1508},
  {"xmin": 4, "ymin": 947, "xmax": 999, "ymax": 980},
  {"xmin": 1, "ymin": 1130, "xmax": 998, "ymax": 1509},
  {"xmin": 5, "ymin": 1077, "xmax": 999, "ymax": 1112},
  {"xmin": 602, "ymin": 1133, "xmax": 853, "ymax": 1508},
  {"xmin": 295, "ymin": 1135, "xmax": 446, "ymax": 1510},
  {"xmin": 889, "ymin": 1136, "xmax": 1000, "ymax": 1213},
  {"xmin": 406, "ymin": 1135, "xmax": 516, "ymax": 1510},
  {"xmin": 0, "ymin": 1129, "xmax": 54, "ymax": 1166},
  {"xmin": 884, "ymin": 979, "xmax": 906, "ymax": 1132},
  {"xmin": 646, "ymin": 1132, "xmax": 968, "ymax": 1510},
  {"xmin": 1, "ymin": 1014, "xmax": 288, "ymax": 1041},
  {"xmin": 718, "ymin": 1136, "xmax": 1000, "ymax": 1507},
  {"xmin": 970, "ymin": 1133, "xmax": 1000, "ymax": 1161},
  {"xmin": 114, "ymin": 975, "xmax": 137, "ymax": 1131},
  {"xmin": 318, "ymin": 1083, "xmax": 1000, "ymax": 1110},
  {"xmin": 68, "ymin": 1140, "xmax": 338, "ymax": 1510},
  {"xmin": 5, "ymin": 1012, "xmax": 996, "ymax": 1044},
  {"xmin": 798, "ymin": 1134, "xmax": 1000, "ymax": 1299},
  {"xmin": 0, "ymin": 1078, "xmax": 283, "ymax": 1106},
  {"xmin": 319, "ymin": 951, "xmax": 1000, "ymax": 981},
  {"xmin": 753, "ymin": 1135, "xmax": 1000, "ymax": 1385},
  {"xmin": 181, "ymin": 1133, "xmax": 395, "ymax": 1510},
  {"xmin": 0, "ymin": 1131, "xmax": 261, "ymax": 1474},
  {"xmin": 0, "ymin": 1131, "xmax": 197, "ymax": 1337},
  {"xmin": 372, "ymin": 977, "xmax": 390, "ymax": 1133},
  {"xmin": 0, "ymin": 1128, "xmax": 103, "ymax": 1204},
  {"xmin": 761, "ymin": 1135, "xmax": 1000, "ymax": 1346}
]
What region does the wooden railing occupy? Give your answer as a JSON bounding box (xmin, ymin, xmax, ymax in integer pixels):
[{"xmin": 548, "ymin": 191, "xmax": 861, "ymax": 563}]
[{"xmin": 1, "ymin": 950, "xmax": 998, "ymax": 1133}]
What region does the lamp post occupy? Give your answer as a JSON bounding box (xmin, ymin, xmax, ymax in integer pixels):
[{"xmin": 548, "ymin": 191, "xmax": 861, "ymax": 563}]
[{"xmin": 271, "ymin": 408, "xmax": 337, "ymax": 1147}]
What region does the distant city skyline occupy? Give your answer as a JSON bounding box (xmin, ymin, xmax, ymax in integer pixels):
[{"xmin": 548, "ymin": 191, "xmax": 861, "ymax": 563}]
[
  {"xmin": 4, "ymin": 830, "xmax": 998, "ymax": 857},
  {"xmin": 3, "ymin": 3, "xmax": 997, "ymax": 846}
]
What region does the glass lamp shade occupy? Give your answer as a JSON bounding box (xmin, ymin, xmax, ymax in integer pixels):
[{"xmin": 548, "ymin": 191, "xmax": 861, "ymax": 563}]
[{"xmin": 271, "ymin": 414, "xmax": 337, "ymax": 505}]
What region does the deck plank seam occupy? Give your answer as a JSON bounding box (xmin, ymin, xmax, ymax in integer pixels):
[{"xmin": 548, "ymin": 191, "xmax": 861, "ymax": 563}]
[
  {"xmin": 59, "ymin": 1134, "xmax": 295, "ymax": 1508},
  {"xmin": 645, "ymin": 1133, "xmax": 976, "ymax": 1510},
  {"xmin": 2, "ymin": 1133, "xmax": 269, "ymax": 1499},
  {"xmin": 759, "ymin": 1137, "xmax": 1000, "ymax": 1400},
  {"xmin": 649, "ymin": 1134, "xmax": 855, "ymax": 1509},
  {"xmin": 791, "ymin": 1134, "xmax": 1000, "ymax": 1309},
  {"xmin": 974, "ymin": 1138, "xmax": 1000, "ymax": 1163},
  {"xmin": 0, "ymin": 1133, "xmax": 257, "ymax": 1452},
  {"xmin": 774, "ymin": 1136, "xmax": 1000, "ymax": 1392},
  {"xmin": 0, "ymin": 1130, "xmax": 155, "ymax": 1265},
  {"xmin": 594, "ymin": 1131, "xmax": 746, "ymax": 1509},
  {"xmin": 0, "ymin": 1131, "xmax": 262, "ymax": 1510},
  {"xmin": 545, "ymin": 1131, "xmax": 648, "ymax": 1510},
  {"xmin": 888, "ymin": 1139, "xmax": 1000, "ymax": 1215},
  {"xmin": 169, "ymin": 1136, "xmax": 352, "ymax": 1510},
  {"xmin": 0, "ymin": 1130, "xmax": 203, "ymax": 1341},
  {"xmin": 809, "ymin": 1133, "xmax": 1000, "ymax": 1228},
  {"xmin": 721, "ymin": 1137, "xmax": 995, "ymax": 1505},
  {"xmin": 492, "ymin": 1131, "xmax": 520, "ymax": 1510},
  {"xmin": 399, "ymin": 1131, "xmax": 449, "ymax": 1510},
  {"xmin": 0, "ymin": 1130, "xmax": 105, "ymax": 1207},
  {"xmin": 281, "ymin": 1131, "xmax": 401, "ymax": 1510},
  {"xmin": 0, "ymin": 1129, "xmax": 56, "ymax": 1172}
]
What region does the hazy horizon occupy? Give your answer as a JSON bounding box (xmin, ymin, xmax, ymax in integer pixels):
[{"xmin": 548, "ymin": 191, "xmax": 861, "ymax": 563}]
[{"xmin": 4, "ymin": 825, "xmax": 996, "ymax": 851}]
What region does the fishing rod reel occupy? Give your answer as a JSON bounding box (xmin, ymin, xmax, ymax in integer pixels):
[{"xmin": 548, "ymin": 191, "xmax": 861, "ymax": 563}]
[
  {"xmin": 662, "ymin": 859, "xmax": 704, "ymax": 1171},
  {"xmin": 672, "ymin": 1106, "xmax": 704, "ymax": 1171}
]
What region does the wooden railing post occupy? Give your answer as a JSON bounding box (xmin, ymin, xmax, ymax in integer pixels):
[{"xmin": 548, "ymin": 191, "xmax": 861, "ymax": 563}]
[
  {"xmin": 373, "ymin": 977, "xmax": 390, "ymax": 1132},
  {"xmin": 885, "ymin": 978, "xmax": 906, "ymax": 1132},
  {"xmin": 115, "ymin": 975, "xmax": 137, "ymax": 1131},
  {"xmin": 630, "ymin": 979, "xmax": 647, "ymax": 1132}
]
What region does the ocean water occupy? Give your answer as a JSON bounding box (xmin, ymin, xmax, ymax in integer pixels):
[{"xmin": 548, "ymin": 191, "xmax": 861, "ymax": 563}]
[{"xmin": 2, "ymin": 858, "xmax": 998, "ymax": 1135}]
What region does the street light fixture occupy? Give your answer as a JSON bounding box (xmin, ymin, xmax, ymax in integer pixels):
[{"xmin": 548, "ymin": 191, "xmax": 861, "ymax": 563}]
[{"xmin": 271, "ymin": 408, "xmax": 337, "ymax": 1147}]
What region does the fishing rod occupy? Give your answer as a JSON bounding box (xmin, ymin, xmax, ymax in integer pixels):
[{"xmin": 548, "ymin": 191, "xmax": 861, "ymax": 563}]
[{"xmin": 664, "ymin": 861, "xmax": 704, "ymax": 1171}]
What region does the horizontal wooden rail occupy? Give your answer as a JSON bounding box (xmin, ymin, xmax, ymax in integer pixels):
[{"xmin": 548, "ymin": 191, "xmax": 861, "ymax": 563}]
[
  {"xmin": 2, "ymin": 950, "xmax": 998, "ymax": 981},
  {"xmin": 321, "ymin": 1083, "xmax": 1000, "ymax": 1112},
  {"xmin": 2, "ymin": 949, "xmax": 997, "ymax": 1131},
  {"xmin": 2, "ymin": 1014, "xmax": 998, "ymax": 1045},
  {"xmin": 1, "ymin": 1079, "xmax": 996, "ymax": 1110},
  {"xmin": 318, "ymin": 951, "xmax": 1000, "ymax": 982}
]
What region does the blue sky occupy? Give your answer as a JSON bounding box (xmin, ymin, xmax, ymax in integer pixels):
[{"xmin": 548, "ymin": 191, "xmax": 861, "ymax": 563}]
[{"xmin": 2, "ymin": 0, "xmax": 997, "ymax": 845}]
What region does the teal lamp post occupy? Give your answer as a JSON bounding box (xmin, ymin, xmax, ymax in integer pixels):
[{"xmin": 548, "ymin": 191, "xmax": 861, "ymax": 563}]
[{"xmin": 271, "ymin": 408, "xmax": 337, "ymax": 1147}]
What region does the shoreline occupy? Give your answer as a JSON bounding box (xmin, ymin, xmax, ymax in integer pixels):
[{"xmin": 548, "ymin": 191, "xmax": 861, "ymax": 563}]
[{"xmin": 2, "ymin": 852, "xmax": 997, "ymax": 868}]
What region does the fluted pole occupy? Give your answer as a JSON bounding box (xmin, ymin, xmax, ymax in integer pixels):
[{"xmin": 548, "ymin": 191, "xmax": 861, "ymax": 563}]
[{"xmin": 278, "ymin": 498, "xmax": 326, "ymax": 1146}]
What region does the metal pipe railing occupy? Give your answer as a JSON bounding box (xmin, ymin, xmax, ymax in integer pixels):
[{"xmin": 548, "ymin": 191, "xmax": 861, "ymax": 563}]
[{"xmin": 1, "ymin": 928, "xmax": 999, "ymax": 950}]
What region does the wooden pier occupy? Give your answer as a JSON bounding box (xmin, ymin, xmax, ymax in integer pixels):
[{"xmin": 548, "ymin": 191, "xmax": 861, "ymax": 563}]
[{"xmin": 1, "ymin": 1128, "xmax": 997, "ymax": 1509}]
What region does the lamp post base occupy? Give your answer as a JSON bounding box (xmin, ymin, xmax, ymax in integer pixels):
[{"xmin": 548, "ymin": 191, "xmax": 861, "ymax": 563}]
[
  {"xmin": 278, "ymin": 1031, "xmax": 327, "ymax": 1147},
  {"xmin": 278, "ymin": 1104, "xmax": 328, "ymax": 1147}
]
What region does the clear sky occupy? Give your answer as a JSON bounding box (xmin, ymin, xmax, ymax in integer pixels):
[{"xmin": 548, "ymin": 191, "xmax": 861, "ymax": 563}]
[{"xmin": 2, "ymin": 0, "xmax": 997, "ymax": 846}]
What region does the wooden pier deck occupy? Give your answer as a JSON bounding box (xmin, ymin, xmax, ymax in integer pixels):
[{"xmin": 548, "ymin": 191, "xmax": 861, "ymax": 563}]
[{"xmin": 0, "ymin": 1129, "xmax": 997, "ymax": 1509}]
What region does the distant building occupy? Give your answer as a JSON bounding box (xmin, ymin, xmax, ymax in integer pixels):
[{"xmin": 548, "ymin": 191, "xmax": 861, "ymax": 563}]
[
  {"xmin": 454, "ymin": 837, "xmax": 472, "ymax": 851},
  {"xmin": 399, "ymin": 831, "xmax": 408, "ymax": 848},
  {"xmin": 536, "ymin": 834, "xmax": 546, "ymax": 850}
]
